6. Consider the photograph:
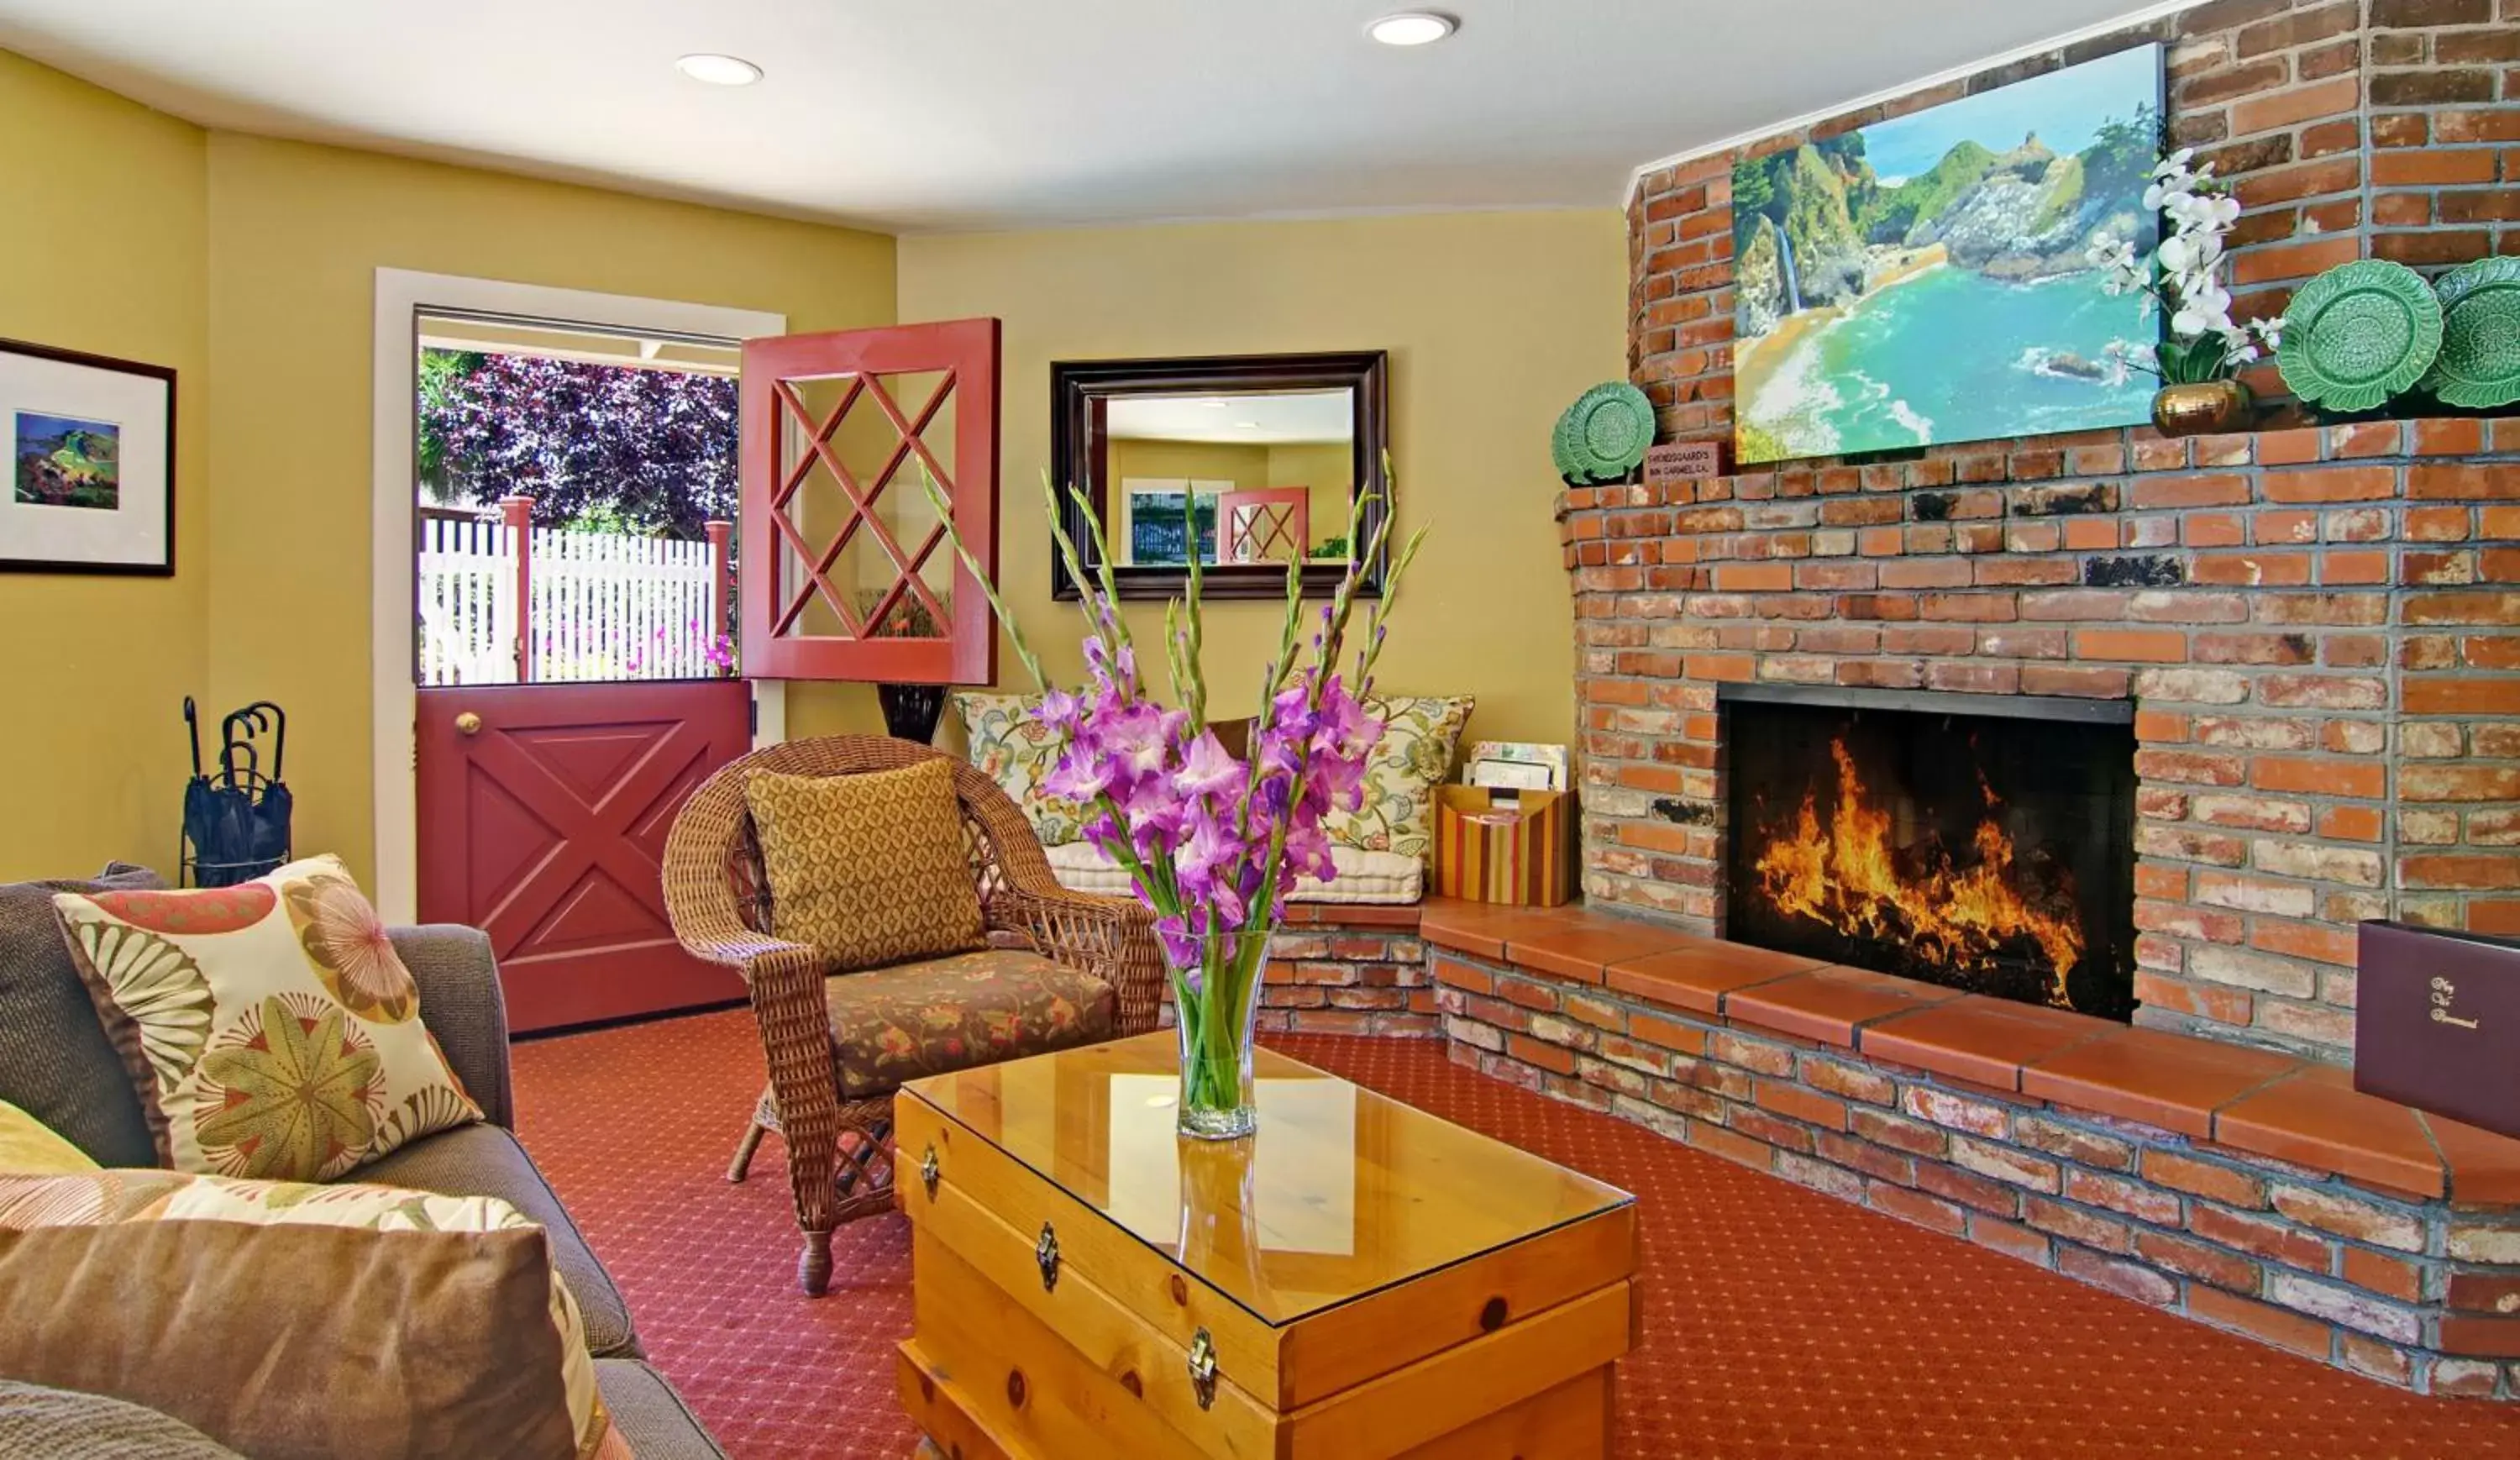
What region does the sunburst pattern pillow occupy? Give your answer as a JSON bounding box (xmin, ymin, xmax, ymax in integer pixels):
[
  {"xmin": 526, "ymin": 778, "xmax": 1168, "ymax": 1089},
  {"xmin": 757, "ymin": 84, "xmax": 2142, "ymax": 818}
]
[{"xmin": 51, "ymin": 855, "xmax": 481, "ymax": 1183}]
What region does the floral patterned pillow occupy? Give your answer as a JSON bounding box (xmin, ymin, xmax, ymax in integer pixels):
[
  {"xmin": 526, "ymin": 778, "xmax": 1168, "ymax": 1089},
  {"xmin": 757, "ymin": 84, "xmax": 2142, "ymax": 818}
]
[
  {"xmin": 954, "ymin": 690, "xmax": 1087, "ymax": 845},
  {"xmin": 51, "ymin": 855, "xmax": 482, "ymax": 1183},
  {"xmin": 1322, "ymin": 695, "xmax": 1474, "ymax": 863}
]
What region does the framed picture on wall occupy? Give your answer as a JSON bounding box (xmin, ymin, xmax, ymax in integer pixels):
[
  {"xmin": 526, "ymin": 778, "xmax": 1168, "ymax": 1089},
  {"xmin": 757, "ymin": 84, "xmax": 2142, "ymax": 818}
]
[
  {"xmin": 1731, "ymin": 43, "xmax": 2165, "ymax": 465},
  {"xmin": 0, "ymin": 338, "xmax": 176, "ymax": 575}
]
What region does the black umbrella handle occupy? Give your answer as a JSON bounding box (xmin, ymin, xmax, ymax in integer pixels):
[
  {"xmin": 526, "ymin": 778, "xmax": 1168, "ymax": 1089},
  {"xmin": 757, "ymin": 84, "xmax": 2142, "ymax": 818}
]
[
  {"xmin": 219, "ymin": 702, "xmax": 286, "ymax": 788},
  {"xmin": 183, "ymin": 697, "xmax": 202, "ymax": 780}
]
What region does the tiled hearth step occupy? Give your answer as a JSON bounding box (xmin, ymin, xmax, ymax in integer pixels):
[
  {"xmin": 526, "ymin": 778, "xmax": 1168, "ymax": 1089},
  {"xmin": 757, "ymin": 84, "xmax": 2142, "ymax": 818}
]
[
  {"xmin": 1415, "ymin": 897, "xmax": 2520, "ymax": 1400},
  {"xmin": 1155, "ymin": 903, "xmax": 1438, "ymax": 1037}
]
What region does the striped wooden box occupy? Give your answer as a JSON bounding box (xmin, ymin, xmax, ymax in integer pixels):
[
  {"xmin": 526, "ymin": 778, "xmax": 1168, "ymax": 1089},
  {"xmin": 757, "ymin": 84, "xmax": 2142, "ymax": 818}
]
[{"xmin": 1434, "ymin": 786, "xmax": 1572, "ymax": 907}]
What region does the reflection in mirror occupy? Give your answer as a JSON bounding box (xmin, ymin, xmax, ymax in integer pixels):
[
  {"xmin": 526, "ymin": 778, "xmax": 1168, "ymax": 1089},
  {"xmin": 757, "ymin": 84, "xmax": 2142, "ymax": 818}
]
[
  {"xmin": 1105, "ymin": 391, "xmax": 1357, "ymax": 569},
  {"xmin": 1052, "ymin": 351, "xmax": 1388, "ymax": 601}
]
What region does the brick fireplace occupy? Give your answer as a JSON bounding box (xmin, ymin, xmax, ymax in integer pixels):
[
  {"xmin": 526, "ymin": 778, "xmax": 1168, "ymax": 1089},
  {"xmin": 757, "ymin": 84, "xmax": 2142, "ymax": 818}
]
[
  {"xmin": 1567, "ymin": 420, "xmax": 2520, "ymax": 1060},
  {"xmin": 1464, "ymin": 0, "xmax": 2520, "ymax": 1394},
  {"xmin": 1586, "ymin": 0, "xmax": 2520, "ymax": 1062}
]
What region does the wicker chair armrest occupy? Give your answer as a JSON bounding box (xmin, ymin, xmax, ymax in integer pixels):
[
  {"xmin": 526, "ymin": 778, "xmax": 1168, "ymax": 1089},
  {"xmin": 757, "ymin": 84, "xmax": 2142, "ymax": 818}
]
[
  {"xmin": 685, "ymin": 927, "xmax": 824, "ymax": 974},
  {"xmin": 998, "ymin": 881, "xmax": 1166, "ymax": 1037}
]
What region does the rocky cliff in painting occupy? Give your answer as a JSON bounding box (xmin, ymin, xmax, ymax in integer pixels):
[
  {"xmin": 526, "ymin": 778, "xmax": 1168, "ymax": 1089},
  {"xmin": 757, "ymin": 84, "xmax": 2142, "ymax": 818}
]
[
  {"xmin": 1728, "ymin": 44, "xmax": 2165, "ymax": 466},
  {"xmin": 1732, "ymin": 97, "xmax": 2159, "ymax": 340}
]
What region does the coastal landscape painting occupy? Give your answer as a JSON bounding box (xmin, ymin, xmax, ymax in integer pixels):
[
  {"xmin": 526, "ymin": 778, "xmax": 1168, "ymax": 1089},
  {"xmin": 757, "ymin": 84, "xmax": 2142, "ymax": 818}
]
[
  {"xmin": 13, "ymin": 412, "xmax": 122, "ymax": 510},
  {"xmin": 1733, "ymin": 45, "xmax": 2164, "ymax": 465}
]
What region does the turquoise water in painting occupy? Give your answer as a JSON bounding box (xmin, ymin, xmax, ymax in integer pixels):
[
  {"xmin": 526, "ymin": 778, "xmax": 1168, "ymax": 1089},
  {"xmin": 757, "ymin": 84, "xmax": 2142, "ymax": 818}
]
[{"xmin": 1746, "ymin": 265, "xmax": 2155, "ymax": 460}]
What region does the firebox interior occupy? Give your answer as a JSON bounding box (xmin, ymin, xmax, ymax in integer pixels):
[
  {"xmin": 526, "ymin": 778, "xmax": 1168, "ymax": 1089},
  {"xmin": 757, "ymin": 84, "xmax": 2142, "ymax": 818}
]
[{"xmin": 1720, "ymin": 685, "xmax": 2137, "ymax": 1021}]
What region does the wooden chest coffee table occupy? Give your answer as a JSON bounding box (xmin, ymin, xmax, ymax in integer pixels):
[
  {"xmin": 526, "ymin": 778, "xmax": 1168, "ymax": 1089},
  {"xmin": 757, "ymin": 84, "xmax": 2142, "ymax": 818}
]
[{"xmin": 893, "ymin": 1032, "xmax": 1638, "ymax": 1458}]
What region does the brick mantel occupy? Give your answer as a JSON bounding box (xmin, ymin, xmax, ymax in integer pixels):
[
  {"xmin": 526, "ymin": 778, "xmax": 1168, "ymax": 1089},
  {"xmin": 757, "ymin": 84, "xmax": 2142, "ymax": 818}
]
[{"xmin": 1560, "ymin": 420, "xmax": 2520, "ymax": 1059}]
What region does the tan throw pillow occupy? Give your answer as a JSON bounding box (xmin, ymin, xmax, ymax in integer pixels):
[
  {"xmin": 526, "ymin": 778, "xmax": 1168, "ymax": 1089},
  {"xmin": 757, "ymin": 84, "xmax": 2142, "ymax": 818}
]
[
  {"xmin": 0, "ymin": 1170, "xmax": 619, "ymax": 1460},
  {"xmin": 744, "ymin": 759, "xmax": 988, "ymax": 973},
  {"xmin": 51, "ymin": 855, "xmax": 482, "ymax": 1183},
  {"xmin": 1322, "ymin": 694, "xmax": 1476, "ymax": 863}
]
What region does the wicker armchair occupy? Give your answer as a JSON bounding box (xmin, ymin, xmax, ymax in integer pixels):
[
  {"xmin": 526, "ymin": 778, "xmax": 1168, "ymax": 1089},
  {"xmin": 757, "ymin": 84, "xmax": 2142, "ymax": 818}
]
[{"xmin": 661, "ymin": 736, "xmax": 1162, "ymax": 1295}]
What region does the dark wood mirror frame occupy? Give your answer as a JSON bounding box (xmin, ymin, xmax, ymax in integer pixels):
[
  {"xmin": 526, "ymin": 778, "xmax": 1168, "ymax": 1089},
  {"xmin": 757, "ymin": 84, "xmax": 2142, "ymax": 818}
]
[{"xmin": 1049, "ymin": 350, "xmax": 1389, "ymax": 601}]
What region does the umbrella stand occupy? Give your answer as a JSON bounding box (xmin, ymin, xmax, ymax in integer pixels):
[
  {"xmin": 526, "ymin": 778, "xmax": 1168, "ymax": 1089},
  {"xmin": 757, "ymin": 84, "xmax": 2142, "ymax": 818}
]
[{"xmin": 181, "ymin": 698, "xmax": 293, "ymax": 888}]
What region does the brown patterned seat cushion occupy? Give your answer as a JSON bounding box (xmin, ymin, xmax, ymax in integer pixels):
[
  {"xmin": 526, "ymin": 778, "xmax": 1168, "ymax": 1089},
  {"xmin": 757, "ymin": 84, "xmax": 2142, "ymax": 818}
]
[
  {"xmin": 743, "ymin": 761, "xmax": 987, "ymax": 974},
  {"xmin": 826, "ymin": 949, "xmax": 1117, "ymax": 1100}
]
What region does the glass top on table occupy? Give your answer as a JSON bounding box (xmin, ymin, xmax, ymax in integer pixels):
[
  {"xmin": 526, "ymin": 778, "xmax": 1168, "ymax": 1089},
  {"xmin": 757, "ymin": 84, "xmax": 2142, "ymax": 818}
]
[{"xmin": 901, "ymin": 1032, "xmax": 1634, "ymax": 1327}]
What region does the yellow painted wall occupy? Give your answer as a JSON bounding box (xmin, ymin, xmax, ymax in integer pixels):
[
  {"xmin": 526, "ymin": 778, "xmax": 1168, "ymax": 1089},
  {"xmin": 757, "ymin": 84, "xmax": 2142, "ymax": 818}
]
[
  {"xmin": 203, "ymin": 134, "xmax": 896, "ymax": 885},
  {"xmin": 898, "ymin": 211, "xmax": 1626, "ymax": 746},
  {"xmin": 5, "ymin": 50, "xmax": 1626, "ymax": 886},
  {"xmin": 0, "ymin": 54, "xmax": 208, "ymax": 880},
  {"xmin": 1110, "ymin": 439, "xmax": 1269, "ymax": 493}
]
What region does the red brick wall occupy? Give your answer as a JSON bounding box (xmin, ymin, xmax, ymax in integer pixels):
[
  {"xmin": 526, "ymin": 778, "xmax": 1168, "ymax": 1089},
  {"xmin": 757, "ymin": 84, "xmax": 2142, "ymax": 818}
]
[
  {"xmin": 1562, "ymin": 420, "xmax": 2520, "ymax": 1060},
  {"xmin": 1630, "ymin": 0, "xmax": 2520, "ymax": 448},
  {"xmin": 1599, "ymin": 1, "xmax": 2520, "ymax": 1061}
]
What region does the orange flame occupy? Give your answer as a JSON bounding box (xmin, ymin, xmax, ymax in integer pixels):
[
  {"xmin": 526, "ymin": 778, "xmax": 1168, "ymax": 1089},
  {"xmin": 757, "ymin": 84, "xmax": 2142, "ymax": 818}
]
[{"xmin": 1751, "ymin": 739, "xmax": 2083, "ymax": 1006}]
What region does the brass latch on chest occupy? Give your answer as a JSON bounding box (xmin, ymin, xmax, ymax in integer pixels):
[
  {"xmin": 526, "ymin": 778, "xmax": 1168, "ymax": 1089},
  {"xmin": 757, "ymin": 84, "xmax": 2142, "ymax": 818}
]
[
  {"xmin": 1036, "ymin": 1221, "xmax": 1061, "ymax": 1292},
  {"xmin": 1187, "ymin": 1328, "xmax": 1219, "ymax": 1410}
]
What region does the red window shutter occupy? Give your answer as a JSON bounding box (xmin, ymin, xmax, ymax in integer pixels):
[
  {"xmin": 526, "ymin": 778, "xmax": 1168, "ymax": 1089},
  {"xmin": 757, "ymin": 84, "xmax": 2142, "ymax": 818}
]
[{"xmin": 738, "ymin": 318, "xmax": 1000, "ymax": 685}]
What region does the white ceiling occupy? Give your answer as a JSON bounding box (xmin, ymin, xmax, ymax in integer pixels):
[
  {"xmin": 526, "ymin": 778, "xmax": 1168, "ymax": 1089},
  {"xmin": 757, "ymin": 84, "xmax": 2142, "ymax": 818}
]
[
  {"xmin": 1, "ymin": 0, "xmax": 2195, "ymax": 234},
  {"xmin": 1110, "ymin": 390, "xmax": 1354, "ymax": 445}
]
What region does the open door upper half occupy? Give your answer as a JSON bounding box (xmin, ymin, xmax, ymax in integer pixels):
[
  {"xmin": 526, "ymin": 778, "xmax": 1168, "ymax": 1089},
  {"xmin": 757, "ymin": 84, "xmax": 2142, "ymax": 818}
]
[{"xmin": 738, "ymin": 318, "xmax": 1000, "ymax": 685}]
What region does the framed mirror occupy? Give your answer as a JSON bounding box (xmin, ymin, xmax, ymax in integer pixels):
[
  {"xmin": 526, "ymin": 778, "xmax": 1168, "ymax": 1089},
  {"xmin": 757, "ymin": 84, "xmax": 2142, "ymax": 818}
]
[{"xmin": 1049, "ymin": 350, "xmax": 1389, "ymax": 601}]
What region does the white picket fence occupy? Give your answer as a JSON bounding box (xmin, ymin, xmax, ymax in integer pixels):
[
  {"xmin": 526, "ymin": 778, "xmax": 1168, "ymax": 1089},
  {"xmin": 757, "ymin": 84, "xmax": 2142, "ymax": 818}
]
[{"xmin": 417, "ymin": 517, "xmax": 726, "ymax": 685}]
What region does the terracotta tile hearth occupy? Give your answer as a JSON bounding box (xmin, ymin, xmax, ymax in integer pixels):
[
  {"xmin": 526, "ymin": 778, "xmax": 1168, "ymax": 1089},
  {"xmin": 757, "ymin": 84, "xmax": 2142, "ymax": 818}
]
[
  {"xmin": 1420, "ymin": 895, "xmax": 2520, "ymax": 1398},
  {"xmin": 1562, "ymin": 420, "xmax": 2520, "ymax": 1063}
]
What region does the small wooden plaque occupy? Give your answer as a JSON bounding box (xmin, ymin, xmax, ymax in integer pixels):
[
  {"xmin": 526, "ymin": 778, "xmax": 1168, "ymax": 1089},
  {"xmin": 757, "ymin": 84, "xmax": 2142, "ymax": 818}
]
[{"xmin": 1646, "ymin": 442, "xmax": 1719, "ymax": 485}]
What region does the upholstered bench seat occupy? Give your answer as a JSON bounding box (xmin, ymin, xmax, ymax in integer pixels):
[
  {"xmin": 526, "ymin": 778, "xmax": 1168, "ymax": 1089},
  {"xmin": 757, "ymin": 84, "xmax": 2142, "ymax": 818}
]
[{"xmin": 1045, "ymin": 841, "xmax": 1425, "ymax": 904}]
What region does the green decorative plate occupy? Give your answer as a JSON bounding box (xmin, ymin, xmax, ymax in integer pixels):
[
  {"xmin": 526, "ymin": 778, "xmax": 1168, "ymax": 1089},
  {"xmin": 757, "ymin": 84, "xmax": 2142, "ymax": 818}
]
[
  {"xmin": 2277, "ymin": 260, "xmax": 2444, "ymax": 413},
  {"xmin": 1550, "ymin": 397, "xmax": 1586, "ymax": 483},
  {"xmin": 1555, "ymin": 381, "xmax": 1656, "ymax": 484},
  {"xmin": 2419, "ymin": 255, "xmax": 2520, "ymax": 410}
]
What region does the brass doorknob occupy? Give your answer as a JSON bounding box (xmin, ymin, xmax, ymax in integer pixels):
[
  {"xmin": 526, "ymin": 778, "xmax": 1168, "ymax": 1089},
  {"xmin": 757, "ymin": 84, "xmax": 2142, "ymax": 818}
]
[{"xmin": 454, "ymin": 712, "xmax": 483, "ymax": 737}]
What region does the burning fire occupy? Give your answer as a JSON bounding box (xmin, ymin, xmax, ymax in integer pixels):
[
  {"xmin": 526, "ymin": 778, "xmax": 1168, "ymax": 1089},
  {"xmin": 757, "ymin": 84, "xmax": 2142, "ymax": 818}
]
[{"xmin": 1752, "ymin": 738, "xmax": 2084, "ymax": 1005}]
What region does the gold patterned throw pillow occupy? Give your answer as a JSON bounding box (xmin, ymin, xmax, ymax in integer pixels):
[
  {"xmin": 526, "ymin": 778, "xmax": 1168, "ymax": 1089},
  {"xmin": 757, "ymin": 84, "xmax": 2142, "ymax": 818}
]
[
  {"xmin": 0, "ymin": 1170, "xmax": 621, "ymax": 1460},
  {"xmin": 0, "ymin": 1100, "xmax": 97, "ymax": 1176},
  {"xmin": 50, "ymin": 855, "xmax": 482, "ymax": 1183},
  {"xmin": 953, "ymin": 691, "xmax": 1088, "ymax": 845},
  {"xmin": 1321, "ymin": 694, "xmax": 1475, "ymax": 864},
  {"xmin": 744, "ymin": 759, "xmax": 989, "ymax": 974}
]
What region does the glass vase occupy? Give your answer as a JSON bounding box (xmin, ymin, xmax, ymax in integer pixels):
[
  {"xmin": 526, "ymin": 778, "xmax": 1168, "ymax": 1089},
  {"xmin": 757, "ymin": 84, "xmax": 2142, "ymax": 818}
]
[{"xmin": 1168, "ymin": 925, "xmax": 1272, "ymax": 1140}]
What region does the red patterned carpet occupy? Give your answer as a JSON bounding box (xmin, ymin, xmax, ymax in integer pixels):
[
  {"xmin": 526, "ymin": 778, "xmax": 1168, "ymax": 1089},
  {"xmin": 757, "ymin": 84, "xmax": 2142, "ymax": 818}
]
[{"xmin": 512, "ymin": 1009, "xmax": 2520, "ymax": 1458}]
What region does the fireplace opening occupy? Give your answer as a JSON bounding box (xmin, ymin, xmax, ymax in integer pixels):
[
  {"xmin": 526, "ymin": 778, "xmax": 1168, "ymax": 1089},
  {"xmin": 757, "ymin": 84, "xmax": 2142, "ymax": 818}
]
[{"xmin": 1720, "ymin": 685, "xmax": 2137, "ymax": 1021}]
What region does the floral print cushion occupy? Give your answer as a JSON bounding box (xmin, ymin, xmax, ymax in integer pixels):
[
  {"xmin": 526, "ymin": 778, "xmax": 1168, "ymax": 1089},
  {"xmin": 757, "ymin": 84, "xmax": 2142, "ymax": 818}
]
[
  {"xmin": 50, "ymin": 854, "xmax": 483, "ymax": 1184},
  {"xmin": 1320, "ymin": 694, "xmax": 1474, "ymax": 863},
  {"xmin": 954, "ymin": 691, "xmax": 1088, "ymax": 845},
  {"xmin": 825, "ymin": 948, "xmax": 1116, "ymax": 1100},
  {"xmin": 0, "ymin": 1169, "xmax": 620, "ymax": 1460}
]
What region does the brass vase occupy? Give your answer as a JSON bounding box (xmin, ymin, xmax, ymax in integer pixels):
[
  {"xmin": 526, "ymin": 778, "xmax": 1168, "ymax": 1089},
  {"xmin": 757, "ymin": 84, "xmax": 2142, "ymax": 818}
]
[{"xmin": 2151, "ymin": 378, "xmax": 2253, "ymax": 437}]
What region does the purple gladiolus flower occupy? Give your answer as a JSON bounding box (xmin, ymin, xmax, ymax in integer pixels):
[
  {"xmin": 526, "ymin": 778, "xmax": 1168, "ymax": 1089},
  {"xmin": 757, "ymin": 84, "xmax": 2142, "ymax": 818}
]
[{"xmin": 1178, "ymin": 730, "xmax": 1242, "ymax": 800}]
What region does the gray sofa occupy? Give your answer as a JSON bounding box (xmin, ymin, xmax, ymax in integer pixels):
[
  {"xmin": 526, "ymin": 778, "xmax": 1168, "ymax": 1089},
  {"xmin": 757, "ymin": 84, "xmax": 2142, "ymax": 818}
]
[{"xmin": 0, "ymin": 869, "xmax": 725, "ymax": 1460}]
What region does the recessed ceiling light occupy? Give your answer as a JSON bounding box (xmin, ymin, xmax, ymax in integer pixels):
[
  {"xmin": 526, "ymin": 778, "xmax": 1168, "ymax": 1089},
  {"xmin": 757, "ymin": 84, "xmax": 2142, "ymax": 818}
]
[
  {"xmin": 1236, "ymin": 421, "xmax": 1263, "ymax": 429},
  {"xmin": 675, "ymin": 53, "xmax": 763, "ymax": 87},
  {"xmin": 1366, "ymin": 11, "xmax": 1457, "ymax": 46}
]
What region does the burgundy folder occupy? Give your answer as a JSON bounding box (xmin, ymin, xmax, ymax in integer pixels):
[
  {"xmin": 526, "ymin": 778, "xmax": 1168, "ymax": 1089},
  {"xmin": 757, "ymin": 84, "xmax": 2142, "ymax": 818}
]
[{"xmin": 2355, "ymin": 921, "xmax": 2520, "ymax": 1140}]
